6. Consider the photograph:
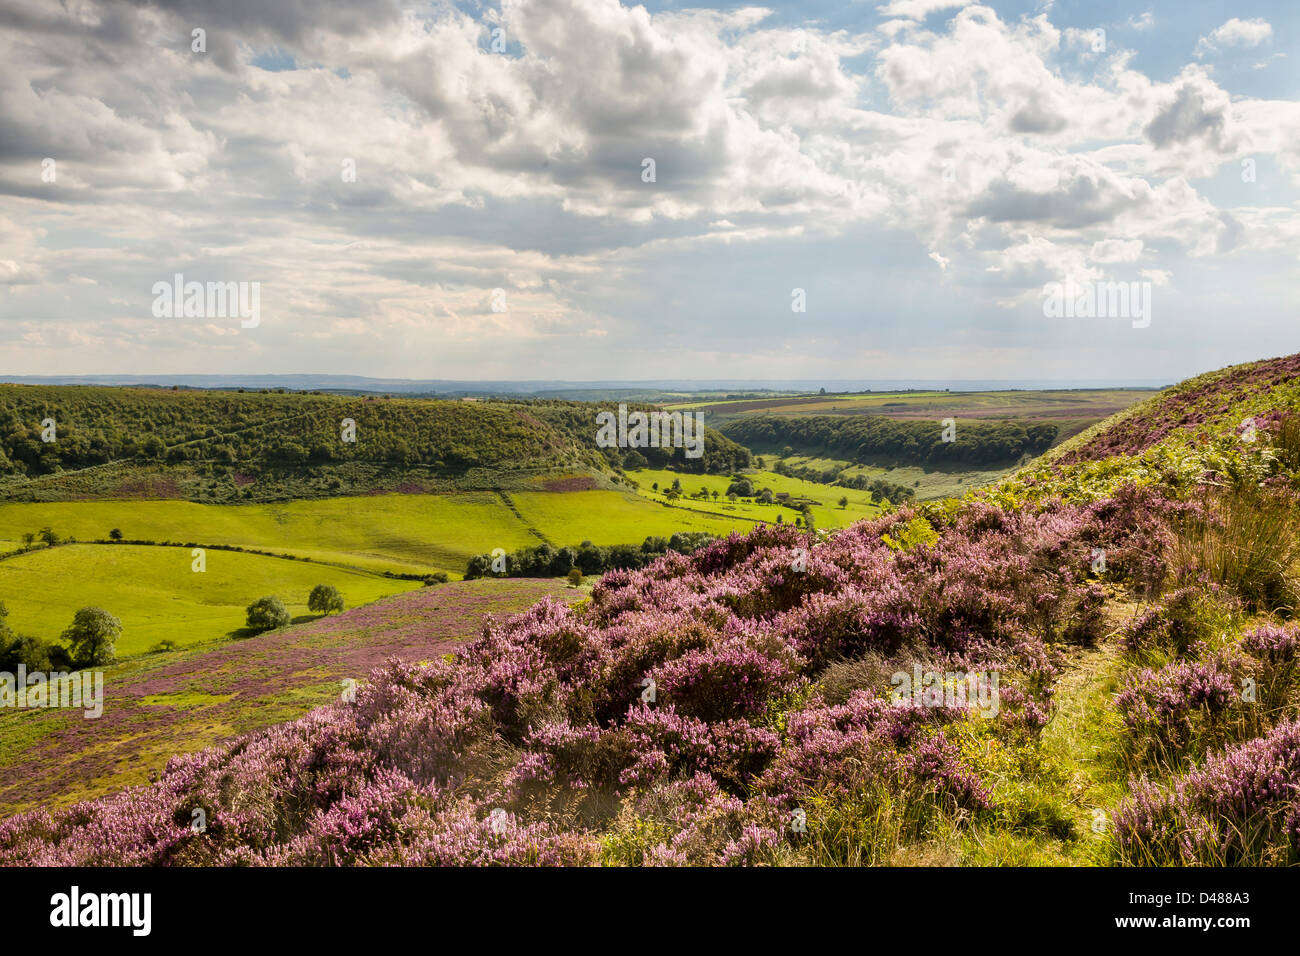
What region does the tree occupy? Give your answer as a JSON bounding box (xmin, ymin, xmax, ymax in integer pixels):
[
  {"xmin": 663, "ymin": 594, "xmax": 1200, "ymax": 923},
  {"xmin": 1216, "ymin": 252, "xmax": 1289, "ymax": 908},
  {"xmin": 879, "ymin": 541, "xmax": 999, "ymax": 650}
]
[
  {"xmin": 726, "ymin": 477, "xmax": 754, "ymax": 498},
  {"xmin": 20, "ymin": 532, "xmax": 34, "ymax": 548},
  {"xmin": 566, "ymin": 568, "xmax": 583, "ymax": 587},
  {"xmin": 108, "ymin": 528, "xmax": 123, "ymax": 541},
  {"xmin": 838, "ymin": 495, "xmax": 849, "ymax": 509},
  {"xmin": 61, "ymin": 607, "xmax": 121, "ymax": 667},
  {"xmin": 38, "ymin": 527, "xmax": 59, "ymax": 547},
  {"xmin": 308, "ymin": 584, "xmax": 344, "ymax": 615},
  {"xmin": 246, "ymin": 596, "xmax": 291, "ymax": 633}
]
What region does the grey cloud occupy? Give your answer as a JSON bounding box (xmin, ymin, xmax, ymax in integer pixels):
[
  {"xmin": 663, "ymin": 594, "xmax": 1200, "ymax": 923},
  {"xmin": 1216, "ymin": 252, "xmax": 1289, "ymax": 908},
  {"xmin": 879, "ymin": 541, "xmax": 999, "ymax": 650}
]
[{"xmin": 1144, "ymin": 81, "xmax": 1236, "ymax": 153}]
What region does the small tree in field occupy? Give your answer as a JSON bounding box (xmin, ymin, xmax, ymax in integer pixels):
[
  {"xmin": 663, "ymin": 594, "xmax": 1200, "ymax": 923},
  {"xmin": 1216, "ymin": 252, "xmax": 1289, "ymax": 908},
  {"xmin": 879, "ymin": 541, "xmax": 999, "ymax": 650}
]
[
  {"xmin": 246, "ymin": 596, "xmax": 291, "ymax": 633},
  {"xmin": 566, "ymin": 568, "xmax": 583, "ymax": 587},
  {"xmin": 308, "ymin": 584, "xmax": 344, "ymax": 615},
  {"xmin": 62, "ymin": 607, "xmax": 121, "ymax": 667},
  {"xmin": 838, "ymin": 495, "xmax": 849, "ymax": 509},
  {"xmin": 108, "ymin": 528, "xmax": 123, "ymax": 541}
]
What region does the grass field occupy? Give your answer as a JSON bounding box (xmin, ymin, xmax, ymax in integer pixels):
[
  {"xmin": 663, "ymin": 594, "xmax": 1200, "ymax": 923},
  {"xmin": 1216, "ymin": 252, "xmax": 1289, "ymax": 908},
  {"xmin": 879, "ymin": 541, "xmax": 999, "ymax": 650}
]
[
  {"xmin": 510, "ymin": 489, "xmax": 759, "ymax": 541},
  {"xmin": 0, "ymin": 544, "xmax": 423, "ymax": 656},
  {"xmin": 0, "ymin": 490, "xmax": 767, "ymax": 660},
  {"xmin": 0, "ymin": 578, "xmax": 577, "ymax": 816},
  {"xmin": 0, "ymin": 490, "xmax": 761, "ymax": 575},
  {"xmin": 625, "ymin": 467, "xmax": 883, "ymax": 528},
  {"xmin": 0, "ymin": 495, "xmax": 537, "ymax": 576},
  {"xmin": 777, "ymin": 455, "xmax": 1018, "ymax": 502}
]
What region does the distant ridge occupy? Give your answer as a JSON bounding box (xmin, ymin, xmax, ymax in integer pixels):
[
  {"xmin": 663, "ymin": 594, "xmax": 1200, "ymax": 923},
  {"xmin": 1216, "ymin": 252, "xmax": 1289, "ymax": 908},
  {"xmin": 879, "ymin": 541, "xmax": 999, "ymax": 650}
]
[{"xmin": 0, "ymin": 373, "xmax": 1171, "ymax": 396}]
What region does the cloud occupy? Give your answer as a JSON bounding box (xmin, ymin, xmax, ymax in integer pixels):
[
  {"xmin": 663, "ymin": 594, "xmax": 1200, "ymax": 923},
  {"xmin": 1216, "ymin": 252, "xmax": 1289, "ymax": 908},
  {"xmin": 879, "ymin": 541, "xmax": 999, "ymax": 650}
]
[
  {"xmin": 1196, "ymin": 17, "xmax": 1273, "ymax": 57},
  {"xmin": 0, "ymin": 0, "xmax": 1296, "ymax": 380}
]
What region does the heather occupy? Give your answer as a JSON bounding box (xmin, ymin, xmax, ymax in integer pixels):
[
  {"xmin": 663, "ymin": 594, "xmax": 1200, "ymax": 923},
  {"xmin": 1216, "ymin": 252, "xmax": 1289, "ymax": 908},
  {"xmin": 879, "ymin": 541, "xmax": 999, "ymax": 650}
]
[
  {"xmin": 1112, "ymin": 718, "xmax": 1300, "ymax": 866},
  {"xmin": 7, "ymin": 353, "xmax": 1300, "ymax": 866},
  {"xmin": 1, "ymin": 490, "xmax": 1161, "ymax": 865}
]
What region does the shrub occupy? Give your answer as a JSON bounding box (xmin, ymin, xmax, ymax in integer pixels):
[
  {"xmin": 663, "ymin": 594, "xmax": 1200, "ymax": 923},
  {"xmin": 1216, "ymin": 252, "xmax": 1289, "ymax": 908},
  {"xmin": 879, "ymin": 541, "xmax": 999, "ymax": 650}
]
[
  {"xmin": 1112, "ymin": 719, "xmax": 1300, "ymax": 866},
  {"xmin": 0, "ymin": 633, "xmax": 72, "ymax": 672},
  {"xmin": 308, "ymin": 584, "xmax": 345, "ymax": 615},
  {"xmin": 566, "ymin": 568, "xmax": 583, "ymax": 587},
  {"xmin": 1120, "ymin": 586, "xmax": 1233, "ymax": 663},
  {"xmin": 245, "ymin": 596, "xmax": 291, "ymax": 633},
  {"xmin": 1114, "ymin": 654, "xmax": 1243, "ymax": 769}
]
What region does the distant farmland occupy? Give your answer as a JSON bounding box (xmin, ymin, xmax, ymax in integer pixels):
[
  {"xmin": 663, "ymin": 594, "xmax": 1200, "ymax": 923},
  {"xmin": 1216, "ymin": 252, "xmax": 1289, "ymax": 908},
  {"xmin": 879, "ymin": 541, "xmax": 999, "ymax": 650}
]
[{"xmin": 668, "ymin": 388, "xmax": 1155, "ymax": 427}]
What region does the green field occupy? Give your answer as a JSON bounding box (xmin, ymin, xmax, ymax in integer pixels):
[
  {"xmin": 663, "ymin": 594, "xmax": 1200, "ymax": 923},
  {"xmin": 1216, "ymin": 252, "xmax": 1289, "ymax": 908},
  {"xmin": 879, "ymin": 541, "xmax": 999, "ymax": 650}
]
[
  {"xmin": 510, "ymin": 489, "xmax": 759, "ymax": 541},
  {"xmin": 625, "ymin": 467, "xmax": 883, "ymax": 528},
  {"xmin": 0, "ymin": 544, "xmax": 422, "ymax": 656},
  {"xmin": 0, "ymin": 490, "xmax": 766, "ymax": 659},
  {"xmin": 779, "ymin": 455, "xmax": 1017, "ymax": 502},
  {"xmin": 0, "ymin": 495, "xmax": 538, "ymax": 576},
  {"xmin": 0, "ymin": 490, "xmax": 760, "ymax": 576}
]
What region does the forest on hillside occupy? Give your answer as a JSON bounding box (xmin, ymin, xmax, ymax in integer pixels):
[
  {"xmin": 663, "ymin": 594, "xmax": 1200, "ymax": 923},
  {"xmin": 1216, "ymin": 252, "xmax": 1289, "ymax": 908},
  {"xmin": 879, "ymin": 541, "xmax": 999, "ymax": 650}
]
[
  {"xmin": 721, "ymin": 414, "xmax": 1059, "ymax": 467},
  {"xmin": 0, "ymin": 388, "xmax": 750, "ymax": 500}
]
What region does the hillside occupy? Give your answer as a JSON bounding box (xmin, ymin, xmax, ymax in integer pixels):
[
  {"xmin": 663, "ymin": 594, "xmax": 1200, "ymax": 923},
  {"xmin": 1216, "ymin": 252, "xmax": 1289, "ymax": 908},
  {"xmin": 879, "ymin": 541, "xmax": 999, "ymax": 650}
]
[
  {"xmin": 5, "ymin": 354, "xmax": 1300, "ymax": 866},
  {"xmin": 0, "ymin": 387, "xmax": 751, "ymax": 503}
]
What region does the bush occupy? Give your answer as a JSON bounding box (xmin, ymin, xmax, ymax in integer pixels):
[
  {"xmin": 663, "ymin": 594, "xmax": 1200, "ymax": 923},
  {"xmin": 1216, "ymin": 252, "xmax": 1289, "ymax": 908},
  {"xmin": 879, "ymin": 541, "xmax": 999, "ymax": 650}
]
[
  {"xmin": 0, "ymin": 633, "xmax": 72, "ymax": 672},
  {"xmin": 307, "ymin": 584, "xmax": 344, "ymax": 615},
  {"xmin": 246, "ymin": 596, "xmax": 291, "ymax": 633},
  {"xmin": 60, "ymin": 607, "xmax": 121, "ymax": 667},
  {"xmin": 566, "ymin": 568, "xmax": 584, "ymax": 587}
]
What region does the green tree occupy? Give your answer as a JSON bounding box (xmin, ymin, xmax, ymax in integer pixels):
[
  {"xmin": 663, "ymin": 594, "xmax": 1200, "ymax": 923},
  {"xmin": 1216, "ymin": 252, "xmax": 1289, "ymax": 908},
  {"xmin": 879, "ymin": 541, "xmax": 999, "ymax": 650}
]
[
  {"xmin": 108, "ymin": 528, "xmax": 123, "ymax": 541},
  {"xmin": 38, "ymin": 527, "xmax": 59, "ymax": 547},
  {"xmin": 566, "ymin": 568, "xmax": 584, "ymax": 587},
  {"xmin": 838, "ymin": 495, "xmax": 849, "ymax": 509},
  {"xmin": 246, "ymin": 596, "xmax": 291, "ymax": 633},
  {"xmin": 308, "ymin": 584, "xmax": 344, "ymax": 615},
  {"xmin": 61, "ymin": 607, "xmax": 121, "ymax": 667}
]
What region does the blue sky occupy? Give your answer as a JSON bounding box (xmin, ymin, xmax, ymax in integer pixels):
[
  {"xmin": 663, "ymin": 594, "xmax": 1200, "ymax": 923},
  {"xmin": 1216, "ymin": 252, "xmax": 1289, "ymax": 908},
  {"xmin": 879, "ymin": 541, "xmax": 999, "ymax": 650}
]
[{"xmin": 1, "ymin": 0, "xmax": 1297, "ymax": 383}]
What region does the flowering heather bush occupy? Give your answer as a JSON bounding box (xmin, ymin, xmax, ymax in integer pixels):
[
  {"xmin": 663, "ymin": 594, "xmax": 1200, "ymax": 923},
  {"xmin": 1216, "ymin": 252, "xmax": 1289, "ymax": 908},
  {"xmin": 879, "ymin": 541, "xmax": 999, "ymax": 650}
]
[
  {"xmin": 0, "ymin": 484, "xmax": 1205, "ymax": 866},
  {"xmin": 1112, "ymin": 719, "xmax": 1300, "ymax": 866},
  {"xmin": 1237, "ymin": 623, "xmax": 1300, "ymax": 716},
  {"xmin": 1059, "ymin": 353, "xmax": 1300, "ymax": 465},
  {"xmin": 1115, "ymin": 655, "xmax": 1242, "ymax": 767},
  {"xmin": 1120, "ymin": 585, "xmax": 1233, "ymax": 662}
]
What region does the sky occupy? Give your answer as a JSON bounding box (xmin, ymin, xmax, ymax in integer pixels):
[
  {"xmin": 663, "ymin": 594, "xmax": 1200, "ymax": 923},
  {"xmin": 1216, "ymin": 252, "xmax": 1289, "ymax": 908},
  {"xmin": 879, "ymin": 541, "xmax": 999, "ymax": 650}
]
[{"xmin": 1, "ymin": 0, "xmax": 1298, "ymax": 384}]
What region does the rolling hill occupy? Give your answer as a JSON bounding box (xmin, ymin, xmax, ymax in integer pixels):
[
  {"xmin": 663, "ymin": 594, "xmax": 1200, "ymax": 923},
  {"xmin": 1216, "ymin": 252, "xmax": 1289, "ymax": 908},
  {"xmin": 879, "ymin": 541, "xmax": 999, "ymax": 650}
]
[{"xmin": 5, "ymin": 354, "xmax": 1300, "ymax": 866}]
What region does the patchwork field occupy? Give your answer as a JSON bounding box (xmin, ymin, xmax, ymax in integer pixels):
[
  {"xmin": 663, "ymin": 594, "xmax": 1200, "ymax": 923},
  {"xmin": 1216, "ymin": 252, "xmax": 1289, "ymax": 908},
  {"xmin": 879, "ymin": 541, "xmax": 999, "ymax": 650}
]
[
  {"xmin": 0, "ymin": 578, "xmax": 576, "ymax": 816},
  {"xmin": 625, "ymin": 467, "xmax": 884, "ymax": 527},
  {"xmin": 0, "ymin": 490, "xmax": 758, "ymax": 575},
  {"xmin": 667, "ymin": 388, "xmax": 1154, "ymax": 424}
]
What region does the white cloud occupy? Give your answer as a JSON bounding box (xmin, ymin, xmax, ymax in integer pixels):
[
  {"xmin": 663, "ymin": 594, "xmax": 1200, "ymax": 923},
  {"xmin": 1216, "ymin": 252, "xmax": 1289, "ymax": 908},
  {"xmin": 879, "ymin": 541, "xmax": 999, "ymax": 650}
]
[
  {"xmin": 1196, "ymin": 18, "xmax": 1273, "ymax": 57},
  {"xmin": 0, "ymin": 0, "xmax": 1297, "ymax": 380}
]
